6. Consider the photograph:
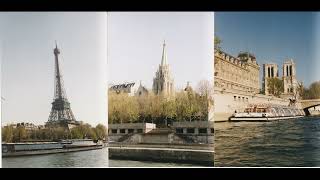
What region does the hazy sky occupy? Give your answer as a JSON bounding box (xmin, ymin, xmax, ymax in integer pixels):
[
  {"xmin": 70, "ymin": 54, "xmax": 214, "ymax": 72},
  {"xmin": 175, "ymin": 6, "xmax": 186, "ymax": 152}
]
[
  {"xmin": 215, "ymin": 12, "xmax": 320, "ymax": 88},
  {"xmin": 108, "ymin": 12, "xmax": 214, "ymax": 91},
  {"xmin": 1, "ymin": 12, "xmax": 107, "ymax": 126}
]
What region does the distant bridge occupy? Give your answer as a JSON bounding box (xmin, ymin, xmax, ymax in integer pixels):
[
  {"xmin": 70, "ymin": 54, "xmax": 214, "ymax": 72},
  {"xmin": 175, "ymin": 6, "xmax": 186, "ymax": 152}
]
[{"xmin": 299, "ymin": 99, "xmax": 320, "ymax": 116}]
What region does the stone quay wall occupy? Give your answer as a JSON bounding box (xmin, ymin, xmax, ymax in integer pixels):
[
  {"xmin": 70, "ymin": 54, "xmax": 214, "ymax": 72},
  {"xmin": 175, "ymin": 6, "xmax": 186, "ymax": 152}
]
[{"xmin": 108, "ymin": 147, "xmax": 214, "ymax": 166}]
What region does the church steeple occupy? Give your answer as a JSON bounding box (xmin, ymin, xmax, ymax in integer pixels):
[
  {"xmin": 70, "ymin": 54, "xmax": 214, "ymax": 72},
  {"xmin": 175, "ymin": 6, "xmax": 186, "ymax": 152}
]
[
  {"xmin": 161, "ymin": 40, "xmax": 167, "ymax": 66},
  {"xmin": 153, "ymin": 40, "xmax": 174, "ymax": 97}
]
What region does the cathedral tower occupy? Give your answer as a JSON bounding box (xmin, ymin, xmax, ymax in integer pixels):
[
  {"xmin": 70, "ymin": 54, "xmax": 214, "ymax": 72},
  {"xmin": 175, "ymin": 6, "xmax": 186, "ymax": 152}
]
[
  {"xmin": 282, "ymin": 59, "xmax": 298, "ymax": 98},
  {"xmin": 263, "ymin": 63, "xmax": 279, "ymax": 95}
]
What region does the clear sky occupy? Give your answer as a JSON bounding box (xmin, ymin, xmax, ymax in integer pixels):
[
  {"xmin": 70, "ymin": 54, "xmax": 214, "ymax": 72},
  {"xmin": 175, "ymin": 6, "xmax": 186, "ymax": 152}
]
[
  {"xmin": 108, "ymin": 12, "xmax": 214, "ymax": 91},
  {"xmin": 0, "ymin": 12, "xmax": 107, "ymax": 126},
  {"xmin": 215, "ymin": 12, "xmax": 320, "ymax": 88}
]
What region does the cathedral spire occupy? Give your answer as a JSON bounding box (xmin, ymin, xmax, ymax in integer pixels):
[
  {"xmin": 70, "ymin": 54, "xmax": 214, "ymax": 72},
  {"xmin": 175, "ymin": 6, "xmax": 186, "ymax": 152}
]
[
  {"xmin": 161, "ymin": 40, "xmax": 167, "ymax": 66},
  {"xmin": 153, "ymin": 40, "xmax": 174, "ymax": 97}
]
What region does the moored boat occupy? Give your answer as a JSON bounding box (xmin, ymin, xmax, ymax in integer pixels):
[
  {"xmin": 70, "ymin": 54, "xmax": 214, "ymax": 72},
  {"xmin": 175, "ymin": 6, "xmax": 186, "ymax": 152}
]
[{"xmin": 2, "ymin": 139, "xmax": 105, "ymax": 157}]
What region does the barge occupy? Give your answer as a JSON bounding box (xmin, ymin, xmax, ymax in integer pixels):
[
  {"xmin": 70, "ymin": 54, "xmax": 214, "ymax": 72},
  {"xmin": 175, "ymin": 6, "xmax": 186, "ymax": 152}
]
[
  {"xmin": 2, "ymin": 139, "xmax": 105, "ymax": 157},
  {"xmin": 229, "ymin": 104, "xmax": 305, "ymax": 121}
]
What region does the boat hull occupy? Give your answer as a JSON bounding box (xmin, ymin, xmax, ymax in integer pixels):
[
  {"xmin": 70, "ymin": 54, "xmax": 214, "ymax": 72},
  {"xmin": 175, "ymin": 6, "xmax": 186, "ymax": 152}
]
[
  {"xmin": 2, "ymin": 145, "xmax": 104, "ymax": 157},
  {"xmin": 229, "ymin": 116, "xmax": 304, "ymax": 122}
]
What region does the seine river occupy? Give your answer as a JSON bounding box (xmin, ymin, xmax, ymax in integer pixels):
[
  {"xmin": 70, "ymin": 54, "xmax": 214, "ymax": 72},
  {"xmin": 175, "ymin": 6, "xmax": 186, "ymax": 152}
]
[
  {"xmin": 2, "ymin": 148, "xmax": 109, "ymax": 168},
  {"xmin": 215, "ymin": 116, "xmax": 320, "ymax": 167},
  {"xmin": 6, "ymin": 117, "xmax": 320, "ymax": 167},
  {"xmin": 2, "ymin": 148, "xmax": 201, "ymax": 168}
]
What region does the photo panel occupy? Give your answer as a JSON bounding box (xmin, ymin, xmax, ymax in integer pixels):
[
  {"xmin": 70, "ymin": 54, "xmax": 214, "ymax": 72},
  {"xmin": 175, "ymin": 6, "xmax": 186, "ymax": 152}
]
[
  {"xmin": 107, "ymin": 12, "xmax": 214, "ymax": 167},
  {"xmin": 214, "ymin": 12, "xmax": 320, "ymax": 167},
  {"xmin": 1, "ymin": 12, "xmax": 108, "ymax": 168}
]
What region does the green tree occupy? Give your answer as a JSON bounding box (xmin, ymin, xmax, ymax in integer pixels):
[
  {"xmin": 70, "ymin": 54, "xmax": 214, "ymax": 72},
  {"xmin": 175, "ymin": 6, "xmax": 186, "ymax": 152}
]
[
  {"xmin": 214, "ymin": 35, "xmax": 222, "ymax": 50},
  {"xmin": 267, "ymin": 78, "xmax": 284, "ymax": 97},
  {"xmin": 161, "ymin": 99, "xmax": 176, "ymax": 126},
  {"xmin": 13, "ymin": 126, "xmax": 27, "ymax": 142},
  {"xmin": 196, "ymin": 80, "xmax": 213, "ymax": 121},
  {"xmin": 2, "ymin": 125, "xmax": 14, "ymax": 143},
  {"xmin": 108, "ymin": 79, "xmax": 211, "ymax": 125},
  {"xmin": 95, "ymin": 124, "xmax": 107, "ymax": 140},
  {"xmin": 302, "ymin": 81, "xmax": 320, "ymax": 99},
  {"xmin": 71, "ymin": 127, "xmax": 82, "ymax": 139}
]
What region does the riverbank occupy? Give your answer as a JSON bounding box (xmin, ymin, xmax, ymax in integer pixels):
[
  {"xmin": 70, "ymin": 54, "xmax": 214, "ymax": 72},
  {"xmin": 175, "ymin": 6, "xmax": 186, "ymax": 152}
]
[{"xmin": 108, "ymin": 143, "xmax": 214, "ymax": 166}]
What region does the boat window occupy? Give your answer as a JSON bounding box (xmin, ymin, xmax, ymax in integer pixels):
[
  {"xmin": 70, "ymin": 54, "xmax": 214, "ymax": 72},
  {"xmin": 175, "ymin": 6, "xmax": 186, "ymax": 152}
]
[
  {"xmin": 111, "ymin": 129, "xmax": 117, "ymax": 134},
  {"xmin": 120, "ymin": 129, "xmax": 126, "ymax": 134},
  {"xmin": 187, "ymin": 128, "xmax": 195, "ymax": 134},
  {"xmin": 199, "ymin": 128, "xmax": 207, "ymax": 134},
  {"xmin": 176, "ymin": 128, "xmax": 183, "ymax": 134}
]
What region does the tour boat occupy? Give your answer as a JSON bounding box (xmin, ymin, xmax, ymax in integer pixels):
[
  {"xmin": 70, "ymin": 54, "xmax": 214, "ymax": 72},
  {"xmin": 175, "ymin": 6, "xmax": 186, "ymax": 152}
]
[{"xmin": 229, "ymin": 104, "xmax": 305, "ymax": 121}]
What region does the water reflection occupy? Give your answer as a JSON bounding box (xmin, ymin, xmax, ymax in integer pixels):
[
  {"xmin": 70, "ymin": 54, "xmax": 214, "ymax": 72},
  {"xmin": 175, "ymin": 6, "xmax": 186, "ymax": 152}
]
[
  {"xmin": 3, "ymin": 147, "xmax": 207, "ymax": 167},
  {"xmin": 2, "ymin": 148, "xmax": 109, "ymax": 168},
  {"xmin": 215, "ymin": 117, "xmax": 320, "ymax": 167}
]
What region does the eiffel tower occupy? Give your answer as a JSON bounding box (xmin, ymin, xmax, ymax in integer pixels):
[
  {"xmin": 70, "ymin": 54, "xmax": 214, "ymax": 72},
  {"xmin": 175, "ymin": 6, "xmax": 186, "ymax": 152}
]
[{"xmin": 46, "ymin": 42, "xmax": 80, "ymax": 129}]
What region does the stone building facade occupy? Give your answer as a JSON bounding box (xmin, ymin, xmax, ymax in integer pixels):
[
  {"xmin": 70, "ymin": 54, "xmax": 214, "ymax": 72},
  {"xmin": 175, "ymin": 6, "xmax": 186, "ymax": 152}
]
[
  {"xmin": 152, "ymin": 41, "xmax": 175, "ymax": 97},
  {"xmin": 214, "ymin": 50, "xmax": 260, "ymax": 94}
]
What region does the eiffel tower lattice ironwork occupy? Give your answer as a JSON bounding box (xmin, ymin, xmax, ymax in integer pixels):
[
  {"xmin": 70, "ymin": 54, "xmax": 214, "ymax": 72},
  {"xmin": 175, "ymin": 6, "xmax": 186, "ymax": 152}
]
[{"xmin": 46, "ymin": 42, "xmax": 79, "ymax": 129}]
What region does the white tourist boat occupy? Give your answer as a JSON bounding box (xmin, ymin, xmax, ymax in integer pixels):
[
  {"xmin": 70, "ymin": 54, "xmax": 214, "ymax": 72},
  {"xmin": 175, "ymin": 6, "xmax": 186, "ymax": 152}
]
[{"xmin": 229, "ymin": 104, "xmax": 305, "ymax": 121}]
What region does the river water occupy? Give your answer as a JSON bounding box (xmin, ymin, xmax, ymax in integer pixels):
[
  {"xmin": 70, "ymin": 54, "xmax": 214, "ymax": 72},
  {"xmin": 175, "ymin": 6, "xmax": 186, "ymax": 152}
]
[
  {"xmin": 2, "ymin": 148, "xmax": 202, "ymax": 167},
  {"xmin": 6, "ymin": 117, "xmax": 318, "ymax": 167},
  {"xmin": 214, "ymin": 116, "xmax": 320, "ymax": 167},
  {"xmin": 2, "ymin": 148, "xmax": 109, "ymax": 168},
  {"xmin": 108, "ymin": 159, "xmax": 199, "ymax": 167}
]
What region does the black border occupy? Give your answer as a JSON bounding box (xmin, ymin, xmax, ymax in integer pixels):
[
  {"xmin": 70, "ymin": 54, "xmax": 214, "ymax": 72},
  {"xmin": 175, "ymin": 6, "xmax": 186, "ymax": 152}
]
[{"xmin": 1, "ymin": 0, "xmax": 320, "ymax": 11}]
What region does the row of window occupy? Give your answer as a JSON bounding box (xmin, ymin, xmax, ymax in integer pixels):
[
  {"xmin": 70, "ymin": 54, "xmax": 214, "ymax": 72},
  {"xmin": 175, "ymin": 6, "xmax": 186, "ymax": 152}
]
[
  {"xmin": 110, "ymin": 129, "xmax": 143, "ymax": 134},
  {"xmin": 234, "ymin": 96, "xmax": 249, "ymax": 102},
  {"xmin": 175, "ymin": 128, "xmax": 214, "ymax": 134}
]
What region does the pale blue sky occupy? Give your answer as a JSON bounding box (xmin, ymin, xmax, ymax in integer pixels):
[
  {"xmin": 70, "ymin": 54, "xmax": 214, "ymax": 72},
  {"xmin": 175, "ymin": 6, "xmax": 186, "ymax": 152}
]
[
  {"xmin": 1, "ymin": 12, "xmax": 107, "ymax": 126},
  {"xmin": 215, "ymin": 12, "xmax": 320, "ymax": 88},
  {"xmin": 108, "ymin": 12, "xmax": 214, "ymax": 91}
]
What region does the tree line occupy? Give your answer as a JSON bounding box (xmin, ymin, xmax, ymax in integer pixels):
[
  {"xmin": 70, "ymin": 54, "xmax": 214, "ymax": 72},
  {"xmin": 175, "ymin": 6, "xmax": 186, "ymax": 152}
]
[
  {"xmin": 108, "ymin": 80, "xmax": 213, "ymax": 126},
  {"xmin": 265, "ymin": 78, "xmax": 320, "ymax": 100},
  {"xmin": 302, "ymin": 81, "xmax": 320, "ymax": 100},
  {"xmin": 2, "ymin": 123, "xmax": 107, "ymax": 143}
]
